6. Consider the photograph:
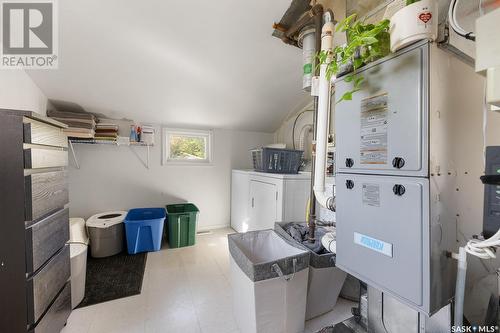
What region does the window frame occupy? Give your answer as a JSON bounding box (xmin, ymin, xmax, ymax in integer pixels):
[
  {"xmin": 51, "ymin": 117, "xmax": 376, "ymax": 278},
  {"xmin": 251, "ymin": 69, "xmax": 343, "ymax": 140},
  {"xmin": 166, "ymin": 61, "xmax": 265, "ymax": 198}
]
[{"xmin": 162, "ymin": 128, "xmax": 213, "ymax": 165}]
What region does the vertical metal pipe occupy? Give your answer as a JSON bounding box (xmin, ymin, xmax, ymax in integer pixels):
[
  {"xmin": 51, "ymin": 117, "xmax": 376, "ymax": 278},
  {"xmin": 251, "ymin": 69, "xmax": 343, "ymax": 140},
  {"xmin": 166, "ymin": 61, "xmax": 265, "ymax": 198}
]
[
  {"xmin": 308, "ymin": 96, "xmax": 319, "ymax": 242},
  {"xmin": 308, "ymin": 9, "xmax": 323, "ymax": 242}
]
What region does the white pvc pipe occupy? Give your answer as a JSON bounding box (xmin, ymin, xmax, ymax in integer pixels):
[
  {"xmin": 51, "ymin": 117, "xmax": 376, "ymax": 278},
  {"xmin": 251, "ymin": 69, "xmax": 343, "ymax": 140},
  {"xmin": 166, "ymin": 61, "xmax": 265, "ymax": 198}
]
[
  {"xmin": 454, "ymin": 247, "xmax": 467, "ymax": 329},
  {"xmin": 321, "ymin": 231, "xmax": 337, "ymax": 253},
  {"xmin": 313, "ymin": 21, "xmax": 335, "ymax": 211},
  {"xmin": 314, "ymin": 63, "xmax": 330, "ymax": 196}
]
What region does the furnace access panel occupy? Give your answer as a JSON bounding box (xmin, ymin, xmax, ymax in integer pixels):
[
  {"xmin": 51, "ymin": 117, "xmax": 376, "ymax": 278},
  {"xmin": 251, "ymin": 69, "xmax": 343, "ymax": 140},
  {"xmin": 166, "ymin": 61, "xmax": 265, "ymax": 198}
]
[{"xmin": 335, "ymin": 44, "xmax": 429, "ymax": 178}]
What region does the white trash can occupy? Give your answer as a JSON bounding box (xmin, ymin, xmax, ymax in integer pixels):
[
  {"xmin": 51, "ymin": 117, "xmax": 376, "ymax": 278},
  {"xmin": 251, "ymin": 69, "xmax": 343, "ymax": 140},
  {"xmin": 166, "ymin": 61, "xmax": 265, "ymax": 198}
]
[
  {"xmin": 228, "ymin": 230, "xmax": 310, "ymax": 333},
  {"xmin": 68, "ymin": 218, "xmax": 89, "ymax": 308},
  {"xmin": 70, "ymin": 243, "xmax": 88, "ymax": 308}
]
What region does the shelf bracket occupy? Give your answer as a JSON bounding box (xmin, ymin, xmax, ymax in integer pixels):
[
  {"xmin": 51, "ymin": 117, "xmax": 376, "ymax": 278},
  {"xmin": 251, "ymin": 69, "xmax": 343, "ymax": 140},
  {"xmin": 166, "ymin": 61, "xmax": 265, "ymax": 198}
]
[
  {"xmin": 129, "ymin": 144, "xmax": 150, "ymax": 169},
  {"xmin": 68, "ymin": 140, "xmax": 151, "ymax": 170},
  {"xmin": 68, "ymin": 140, "xmax": 80, "ymax": 169}
]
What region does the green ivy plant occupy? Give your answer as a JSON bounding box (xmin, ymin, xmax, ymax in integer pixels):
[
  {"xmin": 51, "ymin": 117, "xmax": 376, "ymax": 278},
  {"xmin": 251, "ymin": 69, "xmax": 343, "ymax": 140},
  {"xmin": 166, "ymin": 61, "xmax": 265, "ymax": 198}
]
[{"xmin": 318, "ymin": 14, "xmax": 390, "ymax": 103}]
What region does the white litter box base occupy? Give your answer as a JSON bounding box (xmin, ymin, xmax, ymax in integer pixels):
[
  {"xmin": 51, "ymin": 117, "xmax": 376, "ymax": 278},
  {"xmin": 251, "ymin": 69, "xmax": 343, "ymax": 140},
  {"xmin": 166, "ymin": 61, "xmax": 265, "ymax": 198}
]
[{"xmin": 70, "ymin": 243, "xmax": 88, "ymax": 309}]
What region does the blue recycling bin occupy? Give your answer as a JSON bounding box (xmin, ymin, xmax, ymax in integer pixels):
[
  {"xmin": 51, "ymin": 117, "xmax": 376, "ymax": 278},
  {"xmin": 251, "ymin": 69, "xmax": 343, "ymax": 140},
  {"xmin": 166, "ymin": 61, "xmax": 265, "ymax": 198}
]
[{"xmin": 124, "ymin": 208, "xmax": 166, "ymax": 254}]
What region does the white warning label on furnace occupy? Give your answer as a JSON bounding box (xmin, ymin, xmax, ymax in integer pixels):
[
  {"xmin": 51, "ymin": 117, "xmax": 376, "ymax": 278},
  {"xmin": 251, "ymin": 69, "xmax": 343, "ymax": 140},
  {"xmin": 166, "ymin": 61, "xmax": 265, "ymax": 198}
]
[
  {"xmin": 362, "ymin": 183, "xmax": 380, "ymax": 207},
  {"xmin": 360, "ymin": 93, "xmax": 388, "ymax": 165}
]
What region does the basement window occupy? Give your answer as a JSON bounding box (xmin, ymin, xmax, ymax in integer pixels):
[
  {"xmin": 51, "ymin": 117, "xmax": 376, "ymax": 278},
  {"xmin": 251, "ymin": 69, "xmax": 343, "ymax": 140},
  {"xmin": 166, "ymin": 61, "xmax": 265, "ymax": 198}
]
[{"xmin": 162, "ymin": 128, "xmax": 213, "ymax": 164}]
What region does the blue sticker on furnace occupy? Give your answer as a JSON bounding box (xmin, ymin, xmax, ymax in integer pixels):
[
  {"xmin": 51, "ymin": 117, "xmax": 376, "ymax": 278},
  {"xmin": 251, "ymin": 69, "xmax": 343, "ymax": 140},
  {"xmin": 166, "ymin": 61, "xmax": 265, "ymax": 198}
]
[
  {"xmin": 360, "ymin": 236, "xmax": 384, "ymax": 250},
  {"xmin": 354, "ymin": 232, "xmax": 393, "ymax": 257}
]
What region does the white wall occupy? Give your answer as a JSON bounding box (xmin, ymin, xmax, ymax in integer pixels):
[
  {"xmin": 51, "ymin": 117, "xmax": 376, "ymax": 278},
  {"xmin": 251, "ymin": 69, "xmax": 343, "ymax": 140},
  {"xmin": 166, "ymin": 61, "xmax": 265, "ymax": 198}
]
[
  {"xmin": 443, "ymin": 57, "xmax": 500, "ymax": 323},
  {"xmin": 68, "ymin": 127, "xmax": 274, "ymax": 230},
  {"xmin": 0, "ymin": 70, "xmax": 47, "ymax": 114},
  {"xmin": 275, "ymin": 101, "xmax": 314, "ymax": 149},
  {"xmin": 274, "ymin": 98, "xmax": 335, "ymax": 166}
]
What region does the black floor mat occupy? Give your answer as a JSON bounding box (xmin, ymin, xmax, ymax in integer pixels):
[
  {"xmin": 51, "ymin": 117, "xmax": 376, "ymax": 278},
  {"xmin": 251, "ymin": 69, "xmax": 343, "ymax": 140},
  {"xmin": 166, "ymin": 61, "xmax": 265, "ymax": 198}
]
[
  {"xmin": 317, "ymin": 317, "xmax": 366, "ymax": 333},
  {"xmin": 316, "ymin": 323, "xmax": 355, "ymax": 333},
  {"xmin": 317, "ymin": 323, "xmax": 355, "ymax": 333},
  {"xmin": 76, "ymin": 251, "xmax": 147, "ymax": 308}
]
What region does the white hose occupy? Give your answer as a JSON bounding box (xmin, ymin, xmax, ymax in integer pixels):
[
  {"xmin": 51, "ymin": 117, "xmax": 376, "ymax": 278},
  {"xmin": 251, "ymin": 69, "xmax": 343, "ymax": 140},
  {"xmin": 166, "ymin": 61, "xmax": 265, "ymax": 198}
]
[
  {"xmin": 452, "ymin": 227, "xmax": 500, "ymax": 327},
  {"xmin": 464, "ymin": 227, "xmax": 500, "ymax": 259}
]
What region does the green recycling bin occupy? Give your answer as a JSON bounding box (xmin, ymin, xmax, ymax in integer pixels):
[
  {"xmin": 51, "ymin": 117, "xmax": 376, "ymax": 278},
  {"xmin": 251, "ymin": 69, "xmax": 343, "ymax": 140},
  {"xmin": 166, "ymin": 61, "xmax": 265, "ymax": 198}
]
[{"xmin": 166, "ymin": 203, "xmax": 199, "ymax": 248}]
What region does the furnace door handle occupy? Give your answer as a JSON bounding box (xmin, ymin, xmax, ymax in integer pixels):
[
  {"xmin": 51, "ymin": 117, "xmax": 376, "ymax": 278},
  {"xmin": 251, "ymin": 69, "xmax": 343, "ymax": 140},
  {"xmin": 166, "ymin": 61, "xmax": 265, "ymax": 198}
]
[
  {"xmin": 392, "ymin": 157, "xmax": 405, "ymax": 169},
  {"xmin": 393, "ymin": 184, "xmax": 406, "ymax": 196}
]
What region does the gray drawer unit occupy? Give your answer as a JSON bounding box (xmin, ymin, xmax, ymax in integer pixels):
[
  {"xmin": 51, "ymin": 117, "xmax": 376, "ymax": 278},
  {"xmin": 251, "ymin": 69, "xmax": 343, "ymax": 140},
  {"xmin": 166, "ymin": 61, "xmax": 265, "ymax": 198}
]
[
  {"xmin": 26, "ymin": 208, "xmax": 70, "ymax": 274},
  {"xmin": 336, "ymin": 174, "xmax": 428, "ymax": 309},
  {"xmin": 335, "ymin": 43, "xmax": 429, "ymax": 177},
  {"xmin": 0, "ymin": 109, "xmax": 70, "ymax": 333},
  {"xmin": 30, "ymin": 283, "xmax": 71, "ymax": 333},
  {"xmin": 24, "ymin": 147, "xmax": 68, "ymax": 169},
  {"xmin": 25, "ymin": 171, "xmax": 69, "ymax": 222},
  {"xmin": 27, "ymin": 245, "xmax": 70, "ymax": 325},
  {"xmin": 23, "ymin": 118, "xmax": 68, "ymax": 148}
]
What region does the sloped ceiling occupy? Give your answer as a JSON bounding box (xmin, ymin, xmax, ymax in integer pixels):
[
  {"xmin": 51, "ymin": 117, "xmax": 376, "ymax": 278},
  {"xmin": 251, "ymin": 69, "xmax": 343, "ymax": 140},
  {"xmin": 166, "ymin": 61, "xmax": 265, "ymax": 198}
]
[{"xmin": 28, "ymin": 0, "xmax": 311, "ymax": 132}]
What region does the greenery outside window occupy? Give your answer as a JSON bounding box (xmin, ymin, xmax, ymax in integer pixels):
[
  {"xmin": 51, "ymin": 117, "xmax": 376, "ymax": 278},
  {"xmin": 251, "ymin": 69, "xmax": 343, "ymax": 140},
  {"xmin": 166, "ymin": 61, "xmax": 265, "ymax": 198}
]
[{"xmin": 162, "ymin": 128, "xmax": 213, "ymax": 164}]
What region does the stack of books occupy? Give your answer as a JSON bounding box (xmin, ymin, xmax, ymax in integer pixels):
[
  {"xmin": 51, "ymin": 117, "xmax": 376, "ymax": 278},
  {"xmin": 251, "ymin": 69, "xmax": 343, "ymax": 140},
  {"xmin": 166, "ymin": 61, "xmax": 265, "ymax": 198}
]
[
  {"xmin": 95, "ymin": 122, "xmax": 119, "ymax": 142},
  {"xmin": 47, "ymin": 109, "xmax": 96, "ymax": 138}
]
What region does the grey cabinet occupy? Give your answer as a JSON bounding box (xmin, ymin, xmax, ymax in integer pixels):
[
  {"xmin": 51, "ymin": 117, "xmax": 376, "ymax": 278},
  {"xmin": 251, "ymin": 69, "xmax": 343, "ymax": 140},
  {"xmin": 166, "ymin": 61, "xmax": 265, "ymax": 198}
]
[
  {"xmin": 0, "ymin": 109, "xmax": 71, "ymax": 333},
  {"xmin": 336, "ymin": 174, "xmax": 428, "ymax": 307}
]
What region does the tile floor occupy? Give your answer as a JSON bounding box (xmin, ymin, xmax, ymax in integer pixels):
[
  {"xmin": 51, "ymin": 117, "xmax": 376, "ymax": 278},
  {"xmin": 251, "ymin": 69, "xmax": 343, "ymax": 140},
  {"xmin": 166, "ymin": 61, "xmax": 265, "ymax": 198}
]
[{"xmin": 62, "ymin": 228, "xmax": 354, "ymax": 333}]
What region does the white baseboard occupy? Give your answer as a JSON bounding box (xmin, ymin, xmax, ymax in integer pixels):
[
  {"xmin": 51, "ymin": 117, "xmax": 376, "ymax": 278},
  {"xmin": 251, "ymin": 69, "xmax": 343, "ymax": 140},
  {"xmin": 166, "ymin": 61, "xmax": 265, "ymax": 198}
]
[{"xmin": 197, "ymin": 223, "xmax": 231, "ymax": 232}]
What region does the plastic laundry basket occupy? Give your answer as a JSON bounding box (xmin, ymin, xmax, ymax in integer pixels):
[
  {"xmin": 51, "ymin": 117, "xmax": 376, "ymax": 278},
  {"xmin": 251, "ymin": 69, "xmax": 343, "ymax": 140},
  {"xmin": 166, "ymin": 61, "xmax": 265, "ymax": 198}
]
[
  {"xmin": 251, "ymin": 148, "xmax": 303, "ymax": 174},
  {"xmin": 228, "ymin": 230, "xmax": 310, "ymax": 333},
  {"xmin": 124, "ymin": 208, "xmax": 166, "ymax": 254},
  {"xmin": 166, "ymin": 203, "xmax": 199, "ymax": 248}
]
